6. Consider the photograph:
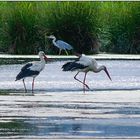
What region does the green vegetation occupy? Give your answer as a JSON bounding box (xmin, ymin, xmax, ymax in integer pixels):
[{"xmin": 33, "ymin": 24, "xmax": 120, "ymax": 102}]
[
  {"xmin": 98, "ymin": 2, "xmax": 140, "ymax": 54},
  {"xmin": 0, "ymin": 120, "xmax": 35, "ymax": 136},
  {"xmin": 0, "ymin": 2, "xmax": 140, "ymax": 54}
]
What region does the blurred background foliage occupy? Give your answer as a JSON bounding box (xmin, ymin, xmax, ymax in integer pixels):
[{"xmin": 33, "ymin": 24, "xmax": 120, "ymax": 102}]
[{"xmin": 0, "ymin": 1, "xmax": 140, "ymax": 54}]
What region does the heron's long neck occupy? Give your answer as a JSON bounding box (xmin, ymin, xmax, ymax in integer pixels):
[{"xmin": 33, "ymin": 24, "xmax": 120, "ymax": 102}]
[
  {"xmin": 94, "ymin": 65, "xmax": 104, "ymax": 73},
  {"xmin": 52, "ymin": 38, "xmax": 57, "ymax": 45}
]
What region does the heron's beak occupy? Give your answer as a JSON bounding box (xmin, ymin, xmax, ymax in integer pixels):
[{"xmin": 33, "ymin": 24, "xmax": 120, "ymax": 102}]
[
  {"xmin": 47, "ymin": 36, "xmax": 51, "ymax": 39},
  {"xmin": 104, "ymin": 67, "xmax": 112, "ymax": 81}
]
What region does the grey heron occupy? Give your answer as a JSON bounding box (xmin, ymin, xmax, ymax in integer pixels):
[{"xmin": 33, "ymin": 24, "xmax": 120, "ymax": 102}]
[{"xmin": 48, "ymin": 35, "xmax": 73, "ymax": 55}]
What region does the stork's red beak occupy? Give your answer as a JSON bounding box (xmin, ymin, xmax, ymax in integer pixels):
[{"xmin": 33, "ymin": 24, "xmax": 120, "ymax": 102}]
[
  {"xmin": 104, "ymin": 67, "xmax": 112, "ymax": 81},
  {"xmin": 43, "ymin": 55, "xmax": 48, "ymax": 62},
  {"xmin": 74, "ymin": 52, "xmax": 82, "ymax": 57}
]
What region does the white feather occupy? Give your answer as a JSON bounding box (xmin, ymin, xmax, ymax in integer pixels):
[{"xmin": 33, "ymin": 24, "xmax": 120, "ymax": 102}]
[{"xmin": 29, "ymin": 61, "xmax": 45, "ymax": 72}]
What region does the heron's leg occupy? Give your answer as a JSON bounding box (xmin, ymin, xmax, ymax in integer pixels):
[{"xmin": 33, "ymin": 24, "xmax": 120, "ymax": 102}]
[
  {"xmin": 59, "ymin": 49, "xmax": 62, "ymax": 55},
  {"xmin": 23, "ymin": 79, "xmax": 27, "ymax": 93},
  {"xmin": 64, "ymin": 49, "xmax": 69, "ymax": 55},
  {"xmin": 74, "ymin": 72, "xmax": 90, "ymax": 89},
  {"xmin": 32, "ymin": 77, "xmax": 35, "ymax": 94}
]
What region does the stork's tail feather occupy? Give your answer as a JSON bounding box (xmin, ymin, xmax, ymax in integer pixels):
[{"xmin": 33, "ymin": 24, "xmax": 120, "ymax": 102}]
[
  {"xmin": 62, "ymin": 62, "xmax": 73, "ymax": 71},
  {"xmin": 15, "ymin": 70, "xmax": 40, "ymax": 81},
  {"xmin": 15, "ymin": 72, "xmax": 23, "ymax": 81}
]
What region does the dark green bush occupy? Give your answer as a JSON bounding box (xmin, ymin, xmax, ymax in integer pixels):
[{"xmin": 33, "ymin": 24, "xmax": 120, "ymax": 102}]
[
  {"xmin": 0, "ymin": 2, "xmax": 41, "ymax": 54},
  {"xmin": 98, "ymin": 2, "xmax": 140, "ymax": 54},
  {"xmin": 0, "ymin": 2, "xmax": 100, "ymax": 54},
  {"xmin": 37, "ymin": 2, "xmax": 100, "ymax": 54},
  {"xmin": 0, "ymin": 2, "xmax": 140, "ymax": 54}
]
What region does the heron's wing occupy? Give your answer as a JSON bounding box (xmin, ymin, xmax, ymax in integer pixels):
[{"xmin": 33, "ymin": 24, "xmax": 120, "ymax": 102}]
[{"xmin": 56, "ymin": 40, "xmax": 73, "ymax": 50}]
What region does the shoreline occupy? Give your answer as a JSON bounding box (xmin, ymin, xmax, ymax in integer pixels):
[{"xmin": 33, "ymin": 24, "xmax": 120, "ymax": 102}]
[
  {"xmin": 0, "ymin": 54, "xmax": 140, "ymax": 65},
  {"xmin": 0, "ymin": 53, "xmax": 140, "ymax": 60}
]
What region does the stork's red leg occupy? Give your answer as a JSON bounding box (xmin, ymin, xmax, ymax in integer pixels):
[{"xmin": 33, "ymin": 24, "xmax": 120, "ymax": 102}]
[
  {"xmin": 83, "ymin": 72, "xmax": 88, "ymax": 93},
  {"xmin": 74, "ymin": 72, "xmax": 90, "ymax": 90},
  {"xmin": 23, "ymin": 79, "xmax": 27, "ymax": 93},
  {"xmin": 32, "ymin": 78, "xmax": 35, "ymax": 94}
]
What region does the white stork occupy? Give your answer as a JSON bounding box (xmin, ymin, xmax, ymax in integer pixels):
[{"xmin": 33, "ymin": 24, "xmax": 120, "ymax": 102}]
[
  {"xmin": 15, "ymin": 51, "xmax": 47, "ymax": 94},
  {"xmin": 62, "ymin": 54, "xmax": 112, "ymax": 92}
]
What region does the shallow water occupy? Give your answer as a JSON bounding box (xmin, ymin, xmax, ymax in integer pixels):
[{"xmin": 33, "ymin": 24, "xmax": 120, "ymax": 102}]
[
  {"xmin": 0, "ymin": 60, "xmax": 140, "ymax": 91},
  {"xmin": 0, "ymin": 60, "xmax": 140, "ymax": 139},
  {"xmin": 0, "ymin": 91, "xmax": 140, "ymax": 139}
]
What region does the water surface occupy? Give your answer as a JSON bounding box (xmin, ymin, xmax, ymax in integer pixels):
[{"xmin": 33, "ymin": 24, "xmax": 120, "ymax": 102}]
[{"xmin": 0, "ymin": 60, "xmax": 140, "ymax": 139}]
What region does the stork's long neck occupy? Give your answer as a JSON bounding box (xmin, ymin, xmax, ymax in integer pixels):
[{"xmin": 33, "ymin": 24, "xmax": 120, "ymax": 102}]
[
  {"xmin": 39, "ymin": 55, "xmax": 45, "ymax": 63},
  {"xmin": 94, "ymin": 65, "xmax": 105, "ymax": 73}
]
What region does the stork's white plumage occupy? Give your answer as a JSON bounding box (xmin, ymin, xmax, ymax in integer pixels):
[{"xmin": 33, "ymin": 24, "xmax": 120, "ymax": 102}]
[
  {"xmin": 15, "ymin": 51, "xmax": 47, "ymax": 94},
  {"xmin": 62, "ymin": 54, "xmax": 112, "ymax": 92}
]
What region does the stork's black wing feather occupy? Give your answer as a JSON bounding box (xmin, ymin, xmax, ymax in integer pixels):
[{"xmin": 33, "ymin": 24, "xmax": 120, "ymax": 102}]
[
  {"xmin": 62, "ymin": 61, "xmax": 88, "ymax": 71},
  {"xmin": 15, "ymin": 63, "xmax": 39, "ymax": 81},
  {"xmin": 21, "ymin": 63, "xmax": 32, "ymax": 71},
  {"xmin": 62, "ymin": 62, "xmax": 72, "ymax": 70}
]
